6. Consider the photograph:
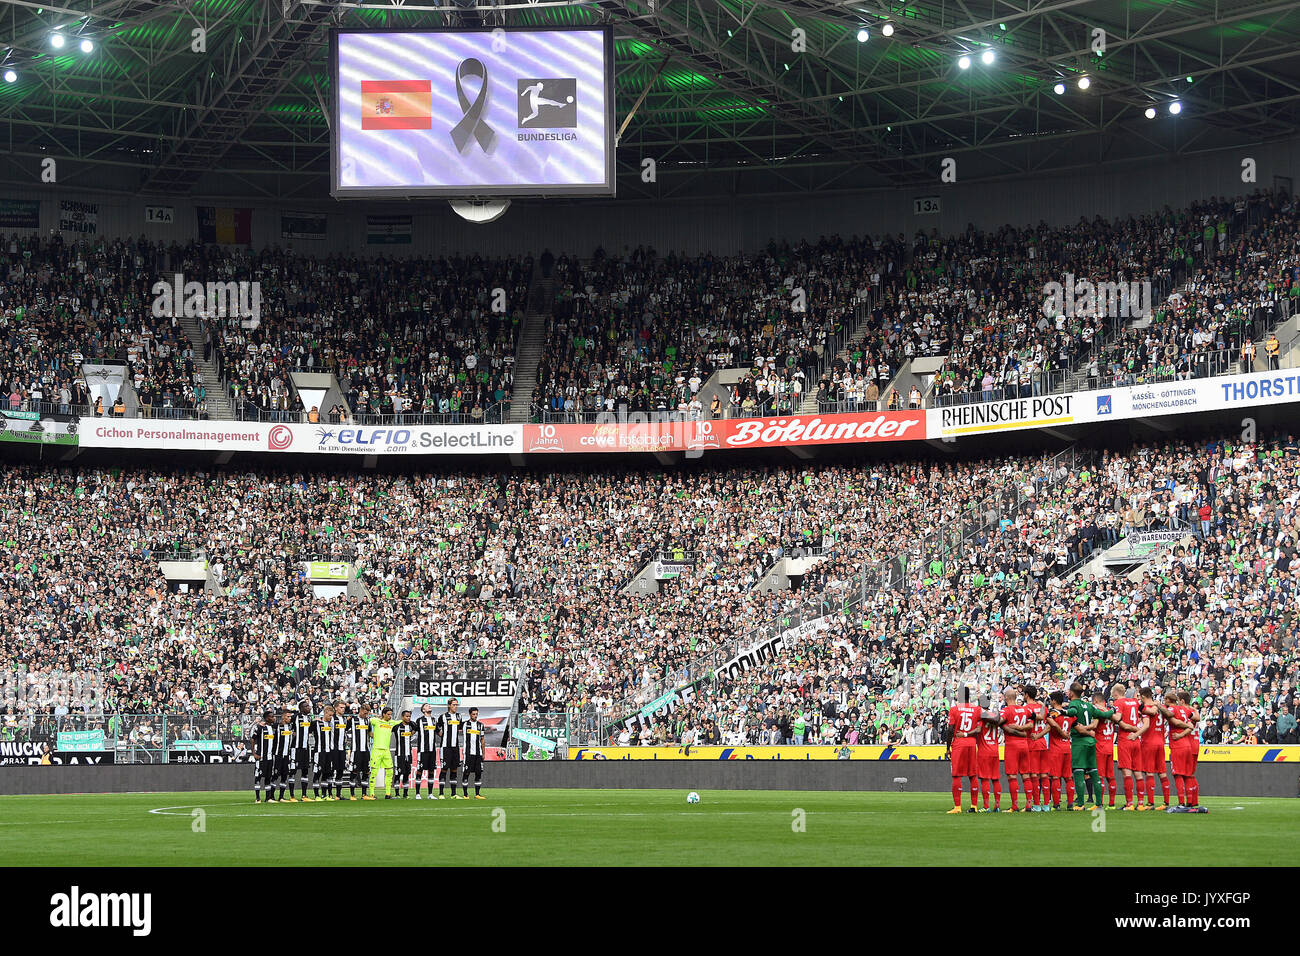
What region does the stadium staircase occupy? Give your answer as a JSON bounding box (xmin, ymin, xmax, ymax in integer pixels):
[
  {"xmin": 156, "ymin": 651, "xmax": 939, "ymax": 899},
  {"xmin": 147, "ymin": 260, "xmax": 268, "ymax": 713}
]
[
  {"xmin": 507, "ymin": 269, "xmax": 553, "ymax": 424},
  {"xmin": 795, "ymin": 291, "xmax": 878, "ymax": 415},
  {"xmin": 177, "ymin": 314, "xmax": 234, "ymax": 420},
  {"xmin": 1232, "ymin": 307, "xmax": 1300, "ymax": 374},
  {"xmin": 345, "ymin": 570, "xmax": 373, "ymax": 602}
]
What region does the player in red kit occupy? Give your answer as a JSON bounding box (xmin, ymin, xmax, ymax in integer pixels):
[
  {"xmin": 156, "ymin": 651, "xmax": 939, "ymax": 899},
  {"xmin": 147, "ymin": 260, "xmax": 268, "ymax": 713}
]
[
  {"xmin": 1022, "ymin": 684, "xmax": 1051, "ymax": 811},
  {"xmin": 1158, "ymin": 690, "xmax": 1207, "ymax": 813},
  {"xmin": 999, "ymin": 687, "xmax": 1033, "ymax": 811},
  {"xmin": 1110, "ymin": 683, "xmax": 1148, "ymax": 810},
  {"xmin": 1091, "ymin": 690, "xmax": 1121, "ymax": 807},
  {"xmin": 1139, "ymin": 687, "xmax": 1172, "ymax": 808},
  {"xmin": 976, "ymin": 702, "xmax": 1003, "ymax": 811},
  {"xmin": 1045, "ymin": 691, "xmax": 1075, "ymax": 810},
  {"xmin": 944, "ymin": 692, "xmax": 982, "ymax": 813}
]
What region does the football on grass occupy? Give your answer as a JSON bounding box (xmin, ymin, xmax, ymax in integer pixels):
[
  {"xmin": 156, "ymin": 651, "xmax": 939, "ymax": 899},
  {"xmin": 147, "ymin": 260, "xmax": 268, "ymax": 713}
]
[{"xmin": 687, "ymin": 792, "xmax": 700, "ymax": 804}]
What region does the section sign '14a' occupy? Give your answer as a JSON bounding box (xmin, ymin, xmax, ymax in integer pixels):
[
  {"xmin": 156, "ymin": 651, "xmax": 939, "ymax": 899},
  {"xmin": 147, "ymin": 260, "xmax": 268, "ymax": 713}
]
[{"xmin": 331, "ymin": 27, "xmax": 615, "ymax": 197}]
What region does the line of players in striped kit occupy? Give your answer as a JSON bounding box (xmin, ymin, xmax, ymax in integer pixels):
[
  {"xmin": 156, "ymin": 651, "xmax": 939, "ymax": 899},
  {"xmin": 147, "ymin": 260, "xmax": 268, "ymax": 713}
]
[
  {"xmin": 250, "ymin": 697, "xmax": 488, "ymax": 802},
  {"xmin": 944, "ymin": 682, "xmax": 1206, "ymax": 814}
]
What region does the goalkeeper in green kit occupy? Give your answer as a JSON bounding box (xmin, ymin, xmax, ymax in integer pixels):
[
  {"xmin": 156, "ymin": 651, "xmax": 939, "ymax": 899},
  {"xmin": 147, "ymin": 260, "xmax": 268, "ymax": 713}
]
[
  {"xmin": 1057, "ymin": 682, "xmax": 1119, "ymax": 809},
  {"xmin": 364, "ymin": 706, "xmax": 398, "ymax": 800}
]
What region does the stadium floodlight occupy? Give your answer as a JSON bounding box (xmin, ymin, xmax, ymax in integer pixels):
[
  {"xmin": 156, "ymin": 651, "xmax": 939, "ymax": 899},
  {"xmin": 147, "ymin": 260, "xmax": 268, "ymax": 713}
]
[
  {"xmin": 50, "ymin": 32, "xmax": 65, "ymax": 49},
  {"xmin": 1145, "ymin": 107, "xmax": 1157, "ymax": 119},
  {"xmin": 857, "ymin": 28, "xmax": 869, "ymax": 43},
  {"xmin": 957, "ymin": 55, "xmax": 971, "ymax": 70},
  {"xmin": 1169, "ymin": 101, "xmax": 1182, "ymax": 115},
  {"xmin": 1078, "ymin": 76, "xmax": 1091, "ymax": 90},
  {"xmin": 80, "ymin": 38, "xmax": 94, "ymax": 53},
  {"xmin": 981, "ymin": 49, "xmax": 995, "ymax": 65},
  {"xmin": 3, "ymin": 69, "xmax": 15, "ymax": 84},
  {"xmin": 1053, "ymin": 82, "xmax": 1065, "ymax": 95},
  {"xmin": 882, "ymin": 23, "xmax": 894, "ymax": 37}
]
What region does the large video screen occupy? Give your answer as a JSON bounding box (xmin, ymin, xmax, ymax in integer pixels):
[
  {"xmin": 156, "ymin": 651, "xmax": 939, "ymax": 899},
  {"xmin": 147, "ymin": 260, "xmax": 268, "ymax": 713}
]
[{"xmin": 331, "ymin": 27, "xmax": 615, "ymax": 197}]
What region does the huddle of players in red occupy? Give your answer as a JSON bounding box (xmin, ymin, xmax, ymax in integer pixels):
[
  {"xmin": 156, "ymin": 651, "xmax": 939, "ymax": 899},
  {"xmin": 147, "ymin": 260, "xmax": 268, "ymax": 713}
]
[{"xmin": 944, "ymin": 683, "xmax": 1206, "ymax": 814}]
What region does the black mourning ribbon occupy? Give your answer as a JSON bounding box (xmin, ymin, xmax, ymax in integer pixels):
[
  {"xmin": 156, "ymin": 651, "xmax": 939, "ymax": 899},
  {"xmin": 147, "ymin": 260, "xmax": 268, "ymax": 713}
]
[{"xmin": 450, "ymin": 58, "xmax": 495, "ymax": 152}]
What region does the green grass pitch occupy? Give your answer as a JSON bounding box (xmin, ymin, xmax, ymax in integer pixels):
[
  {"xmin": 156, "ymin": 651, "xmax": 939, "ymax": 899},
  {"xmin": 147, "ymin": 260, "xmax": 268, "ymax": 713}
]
[{"xmin": 1, "ymin": 790, "xmax": 1296, "ymax": 866}]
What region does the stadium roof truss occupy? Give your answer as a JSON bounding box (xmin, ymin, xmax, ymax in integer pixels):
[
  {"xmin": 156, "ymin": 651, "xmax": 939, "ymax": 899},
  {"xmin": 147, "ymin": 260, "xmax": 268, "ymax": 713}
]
[{"xmin": 0, "ymin": 0, "xmax": 1298, "ymax": 200}]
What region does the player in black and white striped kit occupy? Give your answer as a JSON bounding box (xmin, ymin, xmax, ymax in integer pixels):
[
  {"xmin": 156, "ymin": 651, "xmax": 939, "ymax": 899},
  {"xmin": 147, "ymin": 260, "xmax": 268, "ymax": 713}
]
[
  {"xmin": 329, "ymin": 702, "xmax": 350, "ymax": 800},
  {"xmin": 461, "ymin": 707, "xmax": 487, "ymax": 799},
  {"xmin": 392, "ymin": 710, "xmax": 416, "ymax": 798},
  {"xmin": 273, "ymin": 710, "xmax": 296, "ymax": 802},
  {"xmin": 436, "ymin": 698, "xmax": 465, "ymax": 799},
  {"xmin": 412, "ymin": 703, "xmax": 439, "ymax": 799},
  {"xmin": 345, "ymin": 703, "xmax": 371, "ymax": 800},
  {"xmin": 311, "ymin": 704, "xmax": 345, "ymax": 800},
  {"xmin": 291, "ymin": 700, "xmax": 314, "ymax": 801},
  {"xmin": 253, "ymin": 711, "xmax": 277, "ymax": 803}
]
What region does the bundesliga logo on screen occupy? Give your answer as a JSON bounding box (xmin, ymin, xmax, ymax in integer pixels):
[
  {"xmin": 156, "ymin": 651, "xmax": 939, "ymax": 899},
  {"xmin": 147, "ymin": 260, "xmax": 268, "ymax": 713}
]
[{"xmin": 517, "ymin": 78, "xmax": 578, "ymax": 141}]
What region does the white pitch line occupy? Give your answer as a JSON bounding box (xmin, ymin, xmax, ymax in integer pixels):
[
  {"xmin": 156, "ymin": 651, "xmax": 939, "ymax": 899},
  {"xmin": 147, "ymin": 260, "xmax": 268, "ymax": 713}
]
[
  {"xmin": 0, "ymin": 819, "xmax": 84, "ymax": 826},
  {"xmin": 147, "ymin": 803, "xmax": 890, "ymax": 819}
]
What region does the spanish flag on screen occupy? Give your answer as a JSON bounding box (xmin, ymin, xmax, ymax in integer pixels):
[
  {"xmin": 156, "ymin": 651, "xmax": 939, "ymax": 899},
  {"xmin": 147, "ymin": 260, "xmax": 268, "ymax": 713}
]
[{"xmin": 361, "ymin": 80, "xmax": 432, "ymax": 130}]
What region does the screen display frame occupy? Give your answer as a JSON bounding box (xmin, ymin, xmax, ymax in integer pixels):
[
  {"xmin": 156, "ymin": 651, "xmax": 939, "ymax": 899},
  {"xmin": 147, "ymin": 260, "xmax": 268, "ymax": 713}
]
[{"xmin": 329, "ymin": 25, "xmax": 616, "ymax": 199}]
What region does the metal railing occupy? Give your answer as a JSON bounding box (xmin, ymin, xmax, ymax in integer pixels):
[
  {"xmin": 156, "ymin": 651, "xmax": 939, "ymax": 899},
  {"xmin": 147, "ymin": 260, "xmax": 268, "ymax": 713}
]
[
  {"xmin": 4, "ymin": 400, "xmax": 95, "ymax": 421},
  {"xmin": 0, "ymin": 713, "xmax": 259, "ymax": 763},
  {"xmin": 930, "ymin": 368, "xmax": 1075, "ymax": 408},
  {"xmin": 816, "ymin": 398, "xmax": 885, "ymax": 415},
  {"xmin": 6, "ymin": 397, "xmax": 218, "ymax": 422},
  {"xmin": 229, "ymin": 399, "xmax": 510, "ymax": 427},
  {"xmin": 151, "ymin": 548, "xmax": 208, "ymax": 563}
]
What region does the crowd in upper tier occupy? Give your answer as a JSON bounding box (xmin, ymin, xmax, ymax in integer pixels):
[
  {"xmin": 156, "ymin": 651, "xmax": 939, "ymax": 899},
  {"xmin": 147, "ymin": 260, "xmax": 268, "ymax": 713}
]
[
  {"xmin": 0, "ymin": 235, "xmax": 209, "ymax": 419},
  {"xmin": 198, "ymin": 248, "xmax": 527, "ymax": 422},
  {"xmin": 3, "ymin": 189, "xmax": 1297, "ymax": 429},
  {"xmin": 531, "ymin": 236, "xmax": 898, "ymax": 420},
  {"xmin": 2, "ymin": 427, "xmax": 1297, "ymax": 752},
  {"xmin": 817, "ymin": 191, "xmax": 1300, "ymax": 410}
]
